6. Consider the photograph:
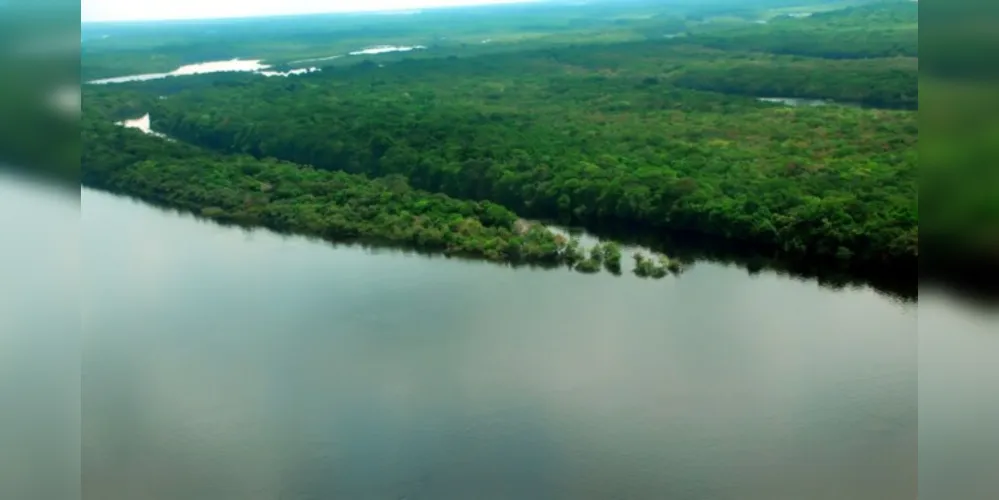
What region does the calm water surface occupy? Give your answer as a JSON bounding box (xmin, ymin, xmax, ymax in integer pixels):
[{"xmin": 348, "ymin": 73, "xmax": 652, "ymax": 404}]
[
  {"xmin": 77, "ymin": 187, "xmax": 926, "ymax": 500},
  {"xmin": 0, "ymin": 175, "xmax": 79, "ymax": 500}
]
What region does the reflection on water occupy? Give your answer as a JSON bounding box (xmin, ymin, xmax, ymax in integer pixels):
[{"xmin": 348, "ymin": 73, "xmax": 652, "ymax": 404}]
[
  {"xmin": 81, "ymin": 188, "xmax": 920, "ymax": 499},
  {"xmin": 545, "ymin": 221, "xmax": 916, "ymax": 302}
]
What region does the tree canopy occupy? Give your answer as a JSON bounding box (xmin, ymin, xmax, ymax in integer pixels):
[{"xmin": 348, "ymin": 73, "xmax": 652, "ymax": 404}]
[{"xmin": 81, "ymin": 0, "xmax": 918, "ymax": 284}]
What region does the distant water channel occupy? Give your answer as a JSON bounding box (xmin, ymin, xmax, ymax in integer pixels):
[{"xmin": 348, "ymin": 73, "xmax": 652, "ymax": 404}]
[
  {"xmin": 758, "ymin": 95, "xmax": 874, "ymax": 107},
  {"xmin": 86, "ymin": 59, "xmax": 321, "ymax": 84},
  {"xmin": 85, "ymin": 46, "xmax": 428, "ymax": 85},
  {"xmin": 758, "ymin": 96, "xmax": 832, "ymax": 107},
  {"xmin": 74, "ymin": 187, "xmax": 932, "ymax": 500}
]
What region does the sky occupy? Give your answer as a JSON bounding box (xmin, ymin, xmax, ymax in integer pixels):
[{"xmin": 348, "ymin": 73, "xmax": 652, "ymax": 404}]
[{"xmin": 81, "ymin": 0, "xmax": 541, "ymax": 22}]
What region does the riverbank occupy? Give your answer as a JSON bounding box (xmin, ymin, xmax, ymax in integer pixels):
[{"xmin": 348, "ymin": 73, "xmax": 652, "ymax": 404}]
[
  {"xmin": 82, "ymin": 117, "xmax": 916, "ymax": 296},
  {"xmin": 129, "ymin": 63, "xmax": 915, "ymax": 273},
  {"xmin": 84, "ymin": 120, "xmax": 648, "ymax": 276}
]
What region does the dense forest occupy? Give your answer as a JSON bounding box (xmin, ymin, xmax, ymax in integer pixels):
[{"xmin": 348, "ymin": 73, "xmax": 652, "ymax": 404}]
[
  {"xmin": 670, "ymin": 55, "xmax": 916, "ymax": 109},
  {"xmin": 81, "ymin": 0, "xmax": 919, "ymax": 286},
  {"xmin": 687, "ymin": 2, "xmax": 918, "ymax": 59},
  {"xmin": 120, "ymin": 47, "xmax": 915, "ymax": 273},
  {"xmin": 81, "ymin": 0, "xmax": 914, "ymax": 78},
  {"xmin": 82, "ymin": 117, "xmax": 609, "ymax": 270}
]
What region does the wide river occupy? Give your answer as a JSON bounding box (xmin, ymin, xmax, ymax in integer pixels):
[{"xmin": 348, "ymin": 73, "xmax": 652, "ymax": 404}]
[{"xmin": 3, "ymin": 179, "xmax": 997, "ymax": 499}]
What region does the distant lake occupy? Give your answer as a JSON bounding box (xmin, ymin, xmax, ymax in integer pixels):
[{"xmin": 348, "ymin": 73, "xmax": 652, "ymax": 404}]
[
  {"xmin": 757, "ymin": 97, "xmax": 832, "ymax": 106},
  {"xmin": 86, "ymin": 59, "xmax": 320, "ymax": 84},
  {"xmin": 115, "ymin": 114, "xmax": 170, "ymax": 139},
  {"xmin": 75, "ymin": 187, "xmax": 928, "ymax": 499},
  {"xmin": 86, "ymin": 46, "xmax": 429, "ymax": 84},
  {"xmin": 349, "ymin": 44, "xmax": 427, "ymax": 55},
  {"xmin": 756, "ymin": 96, "xmax": 875, "ymax": 109},
  {"xmin": 758, "ymin": 96, "xmax": 834, "ymax": 107}
]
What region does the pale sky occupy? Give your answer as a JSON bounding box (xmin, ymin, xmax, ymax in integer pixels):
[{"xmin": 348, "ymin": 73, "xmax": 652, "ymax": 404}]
[{"xmin": 82, "ymin": 0, "xmax": 540, "ymax": 22}]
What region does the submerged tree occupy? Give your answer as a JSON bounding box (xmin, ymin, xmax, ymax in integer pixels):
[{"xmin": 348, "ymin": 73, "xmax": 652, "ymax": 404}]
[
  {"xmin": 602, "ymin": 241, "xmax": 622, "ymax": 274},
  {"xmin": 575, "ymin": 258, "xmax": 602, "ymax": 274},
  {"xmin": 562, "ymin": 237, "xmax": 584, "ymax": 266}
]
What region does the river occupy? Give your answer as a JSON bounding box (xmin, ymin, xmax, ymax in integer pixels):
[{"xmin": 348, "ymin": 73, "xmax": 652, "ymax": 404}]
[
  {"xmin": 3, "ymin": 179, "xmax": 996, "ymax": 499},
  {"xmin": 79, "ymin": 186, "xmax": 922, "ymax": 500}
]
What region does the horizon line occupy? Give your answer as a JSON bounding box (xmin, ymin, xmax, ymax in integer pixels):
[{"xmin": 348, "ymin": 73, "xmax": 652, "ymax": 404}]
[{"xmin": 81, "ymin": 0, "xmax": 549, "ymax": 25}]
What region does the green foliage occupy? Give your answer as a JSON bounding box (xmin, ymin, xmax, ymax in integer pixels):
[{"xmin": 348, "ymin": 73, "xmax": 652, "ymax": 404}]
[
  {"xmin": 633, "ymin": 253, "xmax": 658, "ymax": 279},
  {"xmin": 82, "ymin": 118, "xmax": 580, "ymax": 267},
  {"xmin": 649, "ymin": 265, "xmax": 670, "ymax": 279},
  {"xmin": 81, "ymin": 0, "xmax": 918, "ymax": 277},
  {"xmin": 601, "ymin": 241, "xmax": 623, "ymax": 274},
  {"xmin": 588, "ymin": 244, "xmax": 605, "ymax": 264},
  {"xmin": 671, "ymin": 56, "xmax": 917, "ymax": 109},
  {"xmin": 656, "ymin": 254, "xmax": 686, "ymax": 274},
  {"xmin": 574, "ymin": 258, "xmax": 602, "ymax": 274},
  {"xmin": 688, "ymin": 2, "xmax": 918, "ymax": 59},
  {"xmin": 108, "ymin": 39, "xmax": 914, "ymax": 269},
  {"xmin": 81, "ymin": 1, "xmax": 683, "ymax": 80},
  {"xmin": 562, "ymin": 237, "xmax": 585, "ymax": 265},
  {"xmin": 633, "ymin": 252, "xmax": 676, "ymax": 279}
]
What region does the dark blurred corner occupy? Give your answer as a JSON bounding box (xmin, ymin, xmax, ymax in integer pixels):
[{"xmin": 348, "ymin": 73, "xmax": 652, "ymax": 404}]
[
  {"xmin": 920, "ymin": 3, "xmax": 999, "ymax": 500},
  {"xmin": 920, "ymin": 0, "xmax": 999, "ymax": 299},
  {"xmin": 0, "ymin": 0, "xmax": 79, "ymax": 189},
  {"xmin": 0, "ymin": 1, "xmax": 81, "ymax": 499}
]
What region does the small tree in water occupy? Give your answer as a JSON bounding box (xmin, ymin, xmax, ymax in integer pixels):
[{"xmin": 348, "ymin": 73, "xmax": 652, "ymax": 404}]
[
  {"xmin": 602, "ymin": 242, "xmax": 622, "ymax": 274},
  {"xmin": 574, "ymin": 258, "xmax": 602, "ymax": 274},
  {"xmin": 633, "ymin": 252, "xmax": 653, "ymax": 278},
  {"xmin": 589, "ymin": 244, "xmax": 604, "ymax": 264},
  {"xmin": 562, "ymin": 237, "xmax": 584, "ymax": 266}
]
